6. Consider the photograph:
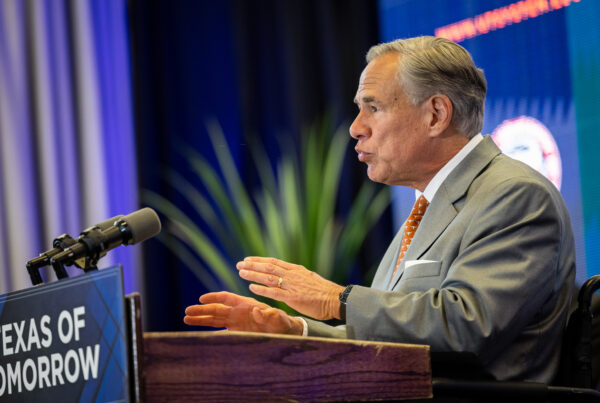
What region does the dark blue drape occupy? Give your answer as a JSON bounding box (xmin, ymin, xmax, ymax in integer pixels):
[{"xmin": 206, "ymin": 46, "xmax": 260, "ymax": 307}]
[{"xmin": 128, "ymin": 0, "xmax": 388, "ymax": 331}]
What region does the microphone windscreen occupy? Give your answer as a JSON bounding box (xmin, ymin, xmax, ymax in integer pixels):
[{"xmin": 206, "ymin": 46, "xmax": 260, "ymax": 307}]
[{"xmin": 123, "ymin": 208, "xmax": 162, "ymax": 244}]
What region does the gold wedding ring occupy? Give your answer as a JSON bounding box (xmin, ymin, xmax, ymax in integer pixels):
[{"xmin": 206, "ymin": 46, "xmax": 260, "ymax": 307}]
[{"xmin": 277, "ymin": 277, "xmax": 283, "ymax": 288}]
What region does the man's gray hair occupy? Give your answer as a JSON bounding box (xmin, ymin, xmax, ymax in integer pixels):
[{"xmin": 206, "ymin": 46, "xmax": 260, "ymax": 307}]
[{"xmin": 366, "ymin": 36, "xmax": 486, "ymax": 138}]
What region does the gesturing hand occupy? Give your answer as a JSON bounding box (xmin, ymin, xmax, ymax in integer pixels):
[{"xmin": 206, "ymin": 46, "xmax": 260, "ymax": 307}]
[
  {"xmin": 184, "ymin": 292, "xmax": 304, "ymax": 335},
  {"xmin": 237, "ymin": 257, "xmax": 345, "ymax": 321}
]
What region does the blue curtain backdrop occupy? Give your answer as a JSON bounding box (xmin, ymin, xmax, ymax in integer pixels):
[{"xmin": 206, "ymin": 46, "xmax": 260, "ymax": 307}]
[
  {"xmin": 565, "ymin": 1, "xmax": 600, "ymax": 279},
  {"xmin": 0, "ymin": 0, "xmax": 141, "ymax": 294}
]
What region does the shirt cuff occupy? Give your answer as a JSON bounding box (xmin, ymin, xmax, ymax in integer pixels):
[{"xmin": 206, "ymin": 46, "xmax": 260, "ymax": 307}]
[{"xmin": 298, "ymin": 317, "xmax": 308, "ymax": 336}]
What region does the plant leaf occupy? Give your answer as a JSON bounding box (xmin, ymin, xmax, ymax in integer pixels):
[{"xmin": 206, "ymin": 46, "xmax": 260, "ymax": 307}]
[{"xmin": 143, "ymin": 190, "xmax": 244, "ymax": 294}]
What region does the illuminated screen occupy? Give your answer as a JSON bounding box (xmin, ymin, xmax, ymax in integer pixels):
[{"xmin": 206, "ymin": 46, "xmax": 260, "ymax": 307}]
[{"xmin": 378, "ymin": 0, "xmax": 599, "ymax": 281}]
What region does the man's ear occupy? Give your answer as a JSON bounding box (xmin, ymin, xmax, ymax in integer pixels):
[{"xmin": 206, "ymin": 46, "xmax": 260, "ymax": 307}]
[{"xmin": 425, "ymin": 94, "xmax": 453, "ymax": 137}]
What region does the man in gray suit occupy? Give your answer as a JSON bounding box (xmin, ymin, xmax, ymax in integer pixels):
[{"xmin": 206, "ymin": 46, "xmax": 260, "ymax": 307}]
[{"xmin": 184, "ymin": 36, "xmax": 575, "ymax": 383}]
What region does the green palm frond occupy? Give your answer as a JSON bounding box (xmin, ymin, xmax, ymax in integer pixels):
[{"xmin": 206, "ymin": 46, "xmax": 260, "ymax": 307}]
[
  {"xmin": 144, "ymin": 118, "xmax": 390, "ymax": 301},
  {"xmin": 143, "ymin": 190, "xmax": 245, "ymax": 293}
]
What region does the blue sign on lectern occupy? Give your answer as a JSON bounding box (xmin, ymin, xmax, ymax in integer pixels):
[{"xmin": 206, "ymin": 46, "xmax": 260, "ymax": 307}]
[{"xmin": 0, "ymin": 266, "xmax": 129, "ymax": 402}]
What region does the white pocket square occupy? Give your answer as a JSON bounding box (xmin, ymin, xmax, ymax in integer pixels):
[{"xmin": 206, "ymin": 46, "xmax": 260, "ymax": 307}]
[
  {"xmin": 402, "ymin": 260, "xmax": 442, "ymax": 279},
  {"xmin": 404, "ymin": 259, "xmax": 438, "ymax": 269}
]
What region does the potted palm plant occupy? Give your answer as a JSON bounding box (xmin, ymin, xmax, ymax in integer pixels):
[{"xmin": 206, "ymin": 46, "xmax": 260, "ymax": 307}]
[{"xmin": 144, "ymin": 118, "xmax": 389, "ymax": 312}]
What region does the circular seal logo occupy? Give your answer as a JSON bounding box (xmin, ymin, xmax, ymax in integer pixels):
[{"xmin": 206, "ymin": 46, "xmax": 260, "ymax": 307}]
[{"xmin": 491, "ymin": 116, "xmax": 562, "ymax": 190}]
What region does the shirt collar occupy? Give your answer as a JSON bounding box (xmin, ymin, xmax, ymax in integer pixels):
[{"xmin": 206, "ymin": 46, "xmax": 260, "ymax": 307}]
[{"xmin": 417, "ymin": 134, "xmax": 484, "ymax": 202}]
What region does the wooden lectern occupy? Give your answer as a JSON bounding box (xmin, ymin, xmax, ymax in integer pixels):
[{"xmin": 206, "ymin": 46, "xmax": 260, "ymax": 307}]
[
  {"xmin": 141, "ymin": 332, "xmax": 431, "ymax": 402},
  {"xmin": 126, "ymin": 295, "xmax": 432, "ymax": 402}
]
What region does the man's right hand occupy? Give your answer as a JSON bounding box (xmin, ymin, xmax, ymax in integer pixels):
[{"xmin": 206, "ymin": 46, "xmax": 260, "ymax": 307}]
[{"xmin": 184, "ymin": 292, "xmax": 304, "ymax": 335}]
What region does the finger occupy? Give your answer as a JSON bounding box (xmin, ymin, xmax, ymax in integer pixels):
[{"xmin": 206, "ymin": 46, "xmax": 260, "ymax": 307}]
[
  {"xmin": 249, "ymin": 283, "xmax": 288, "ymax": 302},
  {"xmin": 183, "ymin": 315, "xmax": 227, "ymax": 327},
  {"xmin": 254, "ymin": 307, "xmax": 295, "ymax": 334},
  {"xmin": 251, "ymin": 307, "xmax": 284, "ymax": 333},
  {"xmin": 185, "ymin": 304, "xmax": 203, "ymax": 315},
  {"xmin": 198, "ymin": 291, "xmax": 231, "ymax": 304},
  {"xmin": 239, "ymin": 270, "xmax": 284, "ymax": 289},
  {"xmin": 200, "ymin": 292, "xmax": 269, "ymax": 308},
  {"xmin": 260, "ymin": 307, "xmax": 284, "ymax": 323},
  {"xmin": 237, "ymin": 260, "xmax": 283, "ymax": 277},
  {"xmin": 185, "ymin": 303, "xmax": 231, "ymax": 317},
  {"xmin": 251, "ymin": 307, "xmax": 265, "ymax": 324},
  {"xmin": 244, "ymin": 256, "xmax": 303, "ymax": 271}
]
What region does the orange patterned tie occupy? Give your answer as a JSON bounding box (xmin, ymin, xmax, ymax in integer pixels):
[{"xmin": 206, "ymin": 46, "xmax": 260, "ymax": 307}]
[{"xmin": 391, "ymin": 195, "xmax": 430, "ymax": 280}]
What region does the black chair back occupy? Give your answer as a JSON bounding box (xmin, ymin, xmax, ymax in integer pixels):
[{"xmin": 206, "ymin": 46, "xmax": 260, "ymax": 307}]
[{"xmin": 556, "ymin": 274, "xmax": 600, "ymax": 389}]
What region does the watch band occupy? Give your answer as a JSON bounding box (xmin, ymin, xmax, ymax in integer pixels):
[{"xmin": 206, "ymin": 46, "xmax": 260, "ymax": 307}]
[{"xmin": 338, "ymin": 285, "xmax": 353, "ymax": 322}]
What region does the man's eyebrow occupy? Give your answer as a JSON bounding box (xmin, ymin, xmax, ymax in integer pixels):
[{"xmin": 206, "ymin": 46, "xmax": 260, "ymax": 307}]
[{"xmin": 354, "ymin": 96, "xmax": 376, "ymax": 104}]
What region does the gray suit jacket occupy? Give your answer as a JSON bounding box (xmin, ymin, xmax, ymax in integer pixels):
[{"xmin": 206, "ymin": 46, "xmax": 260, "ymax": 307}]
[{"xmin": 306, "ymin": 136, "xmax": 575, "ymax": 382}]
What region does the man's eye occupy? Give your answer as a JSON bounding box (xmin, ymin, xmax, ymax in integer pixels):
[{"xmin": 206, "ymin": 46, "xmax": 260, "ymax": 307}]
[{"xmin": 370, "ymin": 105, "xmax": 379, "ymax": 112}]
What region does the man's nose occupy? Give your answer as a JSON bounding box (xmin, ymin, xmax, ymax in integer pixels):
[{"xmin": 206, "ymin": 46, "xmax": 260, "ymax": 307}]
[{"xmin": 349, "ymin": 112, "xmax": 368, "ymax": 140}]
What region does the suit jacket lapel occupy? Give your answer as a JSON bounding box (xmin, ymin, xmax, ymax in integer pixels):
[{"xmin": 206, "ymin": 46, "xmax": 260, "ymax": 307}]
[
  {"xmin": 389, "ymin": 136, "xmax": 501, "ymax": 290},
  {"xmin": 371, "ymin": 226, "xmax": 404, "ymax": 290}
]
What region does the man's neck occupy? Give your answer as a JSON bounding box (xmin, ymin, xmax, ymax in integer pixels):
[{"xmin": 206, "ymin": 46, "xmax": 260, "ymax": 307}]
[
  {"xmin": 412, "ymin": 133, "xmax": 472, "ymax": 192},
  {"xmin": 418, "ymin": 134, "xmax": 483, "ymax": 200}
]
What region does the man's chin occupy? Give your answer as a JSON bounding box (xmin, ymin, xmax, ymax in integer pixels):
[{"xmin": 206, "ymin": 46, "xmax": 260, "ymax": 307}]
[{"xmin": 366, "ymin": 167, "xmax": 384, "ymax": 184}]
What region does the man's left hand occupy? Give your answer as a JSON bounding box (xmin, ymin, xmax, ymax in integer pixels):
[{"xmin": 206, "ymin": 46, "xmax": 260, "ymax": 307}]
[
  {"xmin": 184, "ymin": 291, "xmax": 304, "ymax": 335},
  {"xmin": 237, "ymin": 257, "xmax": 345, "ymax": 320}
]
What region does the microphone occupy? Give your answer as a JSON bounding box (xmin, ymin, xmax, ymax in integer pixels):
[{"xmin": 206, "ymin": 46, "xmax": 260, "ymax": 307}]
[
  {"xmin": 26, "ymin": 215, "xmax": 124, "ymax": 271},
  {"xmin": 26, "ymin": 215, "xmax": 124, "ymax": 284},
  {"xmin": 50, "ymin": 208, "xmax": 161, "ymax": 269}
]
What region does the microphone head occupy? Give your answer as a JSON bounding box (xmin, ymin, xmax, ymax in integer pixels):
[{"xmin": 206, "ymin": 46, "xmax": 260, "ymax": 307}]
[{"xmin": 122, "ymin": 208, "xmax": 162, "ymax": 244}]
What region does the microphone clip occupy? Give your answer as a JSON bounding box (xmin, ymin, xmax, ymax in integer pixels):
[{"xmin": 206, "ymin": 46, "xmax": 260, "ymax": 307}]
[{"xmin": 26, "ymin": 234, "xmax": 77, "ymax": 285}]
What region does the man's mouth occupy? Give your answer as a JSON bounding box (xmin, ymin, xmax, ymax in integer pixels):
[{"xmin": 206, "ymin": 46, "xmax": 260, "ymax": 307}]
[{"xmin": 356, "ymin": 148, "xmax": 371, "ymax": 162}]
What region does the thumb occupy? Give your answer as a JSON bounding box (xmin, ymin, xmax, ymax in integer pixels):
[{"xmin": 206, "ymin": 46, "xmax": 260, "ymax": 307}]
[{"xmin": 251, "ymin": 306, "xmax": 266, "ymax": 324}]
